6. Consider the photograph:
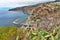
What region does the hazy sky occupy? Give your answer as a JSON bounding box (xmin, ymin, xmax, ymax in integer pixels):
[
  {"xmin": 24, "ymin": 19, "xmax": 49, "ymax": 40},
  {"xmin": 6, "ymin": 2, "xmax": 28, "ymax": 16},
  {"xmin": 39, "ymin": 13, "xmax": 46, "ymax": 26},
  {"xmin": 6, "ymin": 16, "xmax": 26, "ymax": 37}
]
[{"xmin": 0, "ymin": 0, "xmax": 55, "ymax": 8}]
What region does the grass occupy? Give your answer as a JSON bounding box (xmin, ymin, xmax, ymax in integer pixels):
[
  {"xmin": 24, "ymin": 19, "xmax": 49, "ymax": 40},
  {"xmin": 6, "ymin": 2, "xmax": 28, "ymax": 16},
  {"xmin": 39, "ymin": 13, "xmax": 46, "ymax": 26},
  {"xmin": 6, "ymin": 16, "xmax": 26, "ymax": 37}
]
[
  {"xmin": 0, "ymin": 26, "xmax": 60, "ymax": 40},
  {"xmin": 0, "ymin": 26, "xmax": 17, "ymax": 40}
]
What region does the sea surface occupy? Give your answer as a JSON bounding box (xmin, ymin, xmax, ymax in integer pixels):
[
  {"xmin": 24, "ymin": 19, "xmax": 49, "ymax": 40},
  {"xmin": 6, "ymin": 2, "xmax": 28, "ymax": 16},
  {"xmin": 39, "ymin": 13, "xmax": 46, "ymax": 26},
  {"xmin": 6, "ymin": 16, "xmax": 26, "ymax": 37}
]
[{"xmin": 0, "ymin": 10, "xmax": 28, "ymax": 26}]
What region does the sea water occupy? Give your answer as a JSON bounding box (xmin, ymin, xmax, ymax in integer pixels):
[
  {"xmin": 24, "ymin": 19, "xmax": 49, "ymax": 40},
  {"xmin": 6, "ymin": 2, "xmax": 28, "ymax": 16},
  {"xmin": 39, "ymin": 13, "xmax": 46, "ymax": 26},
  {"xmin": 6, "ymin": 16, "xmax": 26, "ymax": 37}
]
[{"xmin": 0, "ymin": 10, "xmax": 28, "ymax": 26}]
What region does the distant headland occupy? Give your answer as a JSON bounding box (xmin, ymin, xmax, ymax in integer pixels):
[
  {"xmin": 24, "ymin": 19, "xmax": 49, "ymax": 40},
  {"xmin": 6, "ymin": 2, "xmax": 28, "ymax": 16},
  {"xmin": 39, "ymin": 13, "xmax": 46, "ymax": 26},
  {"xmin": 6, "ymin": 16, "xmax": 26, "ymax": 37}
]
[{"xmin": 8, "ymin": 1, "xmax": 56, "ymax": 11}]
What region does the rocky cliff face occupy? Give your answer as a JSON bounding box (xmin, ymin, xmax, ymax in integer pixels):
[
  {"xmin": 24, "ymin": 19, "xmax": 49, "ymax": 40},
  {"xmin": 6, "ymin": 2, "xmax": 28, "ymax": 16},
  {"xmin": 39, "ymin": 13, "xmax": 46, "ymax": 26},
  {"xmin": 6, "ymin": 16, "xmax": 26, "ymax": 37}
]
[{"xmin": 22, "ymin": 2, "xmax": 60, "ymax": 31}]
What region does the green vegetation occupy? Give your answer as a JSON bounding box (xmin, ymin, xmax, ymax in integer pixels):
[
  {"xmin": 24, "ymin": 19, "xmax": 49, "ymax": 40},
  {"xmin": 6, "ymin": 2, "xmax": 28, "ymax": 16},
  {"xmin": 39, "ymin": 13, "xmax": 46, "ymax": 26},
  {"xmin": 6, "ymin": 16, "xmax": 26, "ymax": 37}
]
[
  {"xmin": 0, "ymin": 26, "xmax": 17, "ymax": 40},
  {"xmin": 0, "ymin": 26, "xmax": 60, "ymax": 40}
]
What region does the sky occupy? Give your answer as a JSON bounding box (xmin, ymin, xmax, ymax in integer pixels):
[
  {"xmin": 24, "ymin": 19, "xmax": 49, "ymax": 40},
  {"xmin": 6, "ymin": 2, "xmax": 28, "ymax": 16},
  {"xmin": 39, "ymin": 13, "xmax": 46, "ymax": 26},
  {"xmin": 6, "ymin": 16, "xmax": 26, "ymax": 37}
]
[{"xmin": 0, "ymin": 0, "xmax": 55, "ymax": 8}]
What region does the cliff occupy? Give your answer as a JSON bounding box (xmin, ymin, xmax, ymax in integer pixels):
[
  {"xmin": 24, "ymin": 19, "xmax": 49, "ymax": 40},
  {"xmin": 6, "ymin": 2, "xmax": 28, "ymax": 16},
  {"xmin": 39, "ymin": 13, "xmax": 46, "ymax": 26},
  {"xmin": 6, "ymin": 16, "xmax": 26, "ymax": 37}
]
[
  {"xmin": 22, "ymin": 2, "xmax": 60, "ymax": 31},
  {"xmin": 9, "ymin": 2, "xmax": 60, "ymax": 31}
]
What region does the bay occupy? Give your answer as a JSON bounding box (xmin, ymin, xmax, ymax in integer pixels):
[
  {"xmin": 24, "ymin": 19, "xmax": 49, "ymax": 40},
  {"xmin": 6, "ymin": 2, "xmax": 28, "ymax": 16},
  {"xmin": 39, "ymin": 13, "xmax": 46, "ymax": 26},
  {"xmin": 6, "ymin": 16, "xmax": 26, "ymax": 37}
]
[{"xmin": 0, "ymin": 10, "xmax": 28, "ymax": 26}]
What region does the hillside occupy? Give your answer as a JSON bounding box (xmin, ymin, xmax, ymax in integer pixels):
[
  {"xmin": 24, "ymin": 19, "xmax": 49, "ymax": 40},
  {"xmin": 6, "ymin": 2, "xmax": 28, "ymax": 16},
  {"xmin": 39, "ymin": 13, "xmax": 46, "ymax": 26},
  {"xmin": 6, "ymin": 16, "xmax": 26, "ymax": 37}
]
[
  {"xmin": 1, "ymin": 2, "xmax": 60, "ymax": 40},
  {"xmin": 22, "ymin": 2, "xmax": 60, "ymax": 31},
  {"xmin": 9, "ymin": 2, "xmax": 60, "ymax": 31}
]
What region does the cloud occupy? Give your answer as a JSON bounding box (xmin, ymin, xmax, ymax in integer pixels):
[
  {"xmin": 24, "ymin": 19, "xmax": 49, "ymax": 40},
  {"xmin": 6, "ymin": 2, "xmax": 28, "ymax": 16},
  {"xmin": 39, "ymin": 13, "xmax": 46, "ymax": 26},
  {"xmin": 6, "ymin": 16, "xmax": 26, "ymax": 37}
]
[{"xmin": 0, "ymin": 0, "xmax": 55, "ymax": 8}]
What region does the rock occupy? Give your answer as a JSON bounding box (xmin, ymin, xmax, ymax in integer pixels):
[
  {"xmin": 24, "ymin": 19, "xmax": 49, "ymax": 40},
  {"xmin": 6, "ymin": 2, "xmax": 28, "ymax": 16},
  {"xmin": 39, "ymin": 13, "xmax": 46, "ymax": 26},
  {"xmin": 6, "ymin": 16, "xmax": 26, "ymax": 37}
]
[{"xmin": 23, "ymin": 2, "xmax": 60, "ymax": 31}]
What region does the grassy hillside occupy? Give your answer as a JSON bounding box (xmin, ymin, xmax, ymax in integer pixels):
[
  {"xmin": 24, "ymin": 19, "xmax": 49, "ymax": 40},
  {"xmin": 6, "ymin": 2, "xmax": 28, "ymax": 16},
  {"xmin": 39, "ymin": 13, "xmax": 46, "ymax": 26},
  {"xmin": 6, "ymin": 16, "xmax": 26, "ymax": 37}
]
[{"xmin": 0, "ymin": 26, "xmax": 60, "ymax": 40}]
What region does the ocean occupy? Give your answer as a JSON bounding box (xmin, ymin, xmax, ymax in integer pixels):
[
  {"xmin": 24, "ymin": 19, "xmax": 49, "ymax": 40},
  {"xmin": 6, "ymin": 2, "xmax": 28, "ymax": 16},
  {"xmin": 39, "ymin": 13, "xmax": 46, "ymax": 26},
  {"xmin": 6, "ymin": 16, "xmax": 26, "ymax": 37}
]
[{"xmin": 0, "ymin": 10, "xmax": 28, "ymax": 26}]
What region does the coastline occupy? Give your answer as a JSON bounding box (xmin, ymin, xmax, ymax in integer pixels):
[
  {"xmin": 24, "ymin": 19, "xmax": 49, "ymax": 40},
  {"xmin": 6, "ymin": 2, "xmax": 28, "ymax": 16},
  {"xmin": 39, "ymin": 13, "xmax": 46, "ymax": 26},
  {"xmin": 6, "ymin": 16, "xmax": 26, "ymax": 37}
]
[{"xmin": 12, "ymin": 2, "xmax": 60, "ymax": 31}]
